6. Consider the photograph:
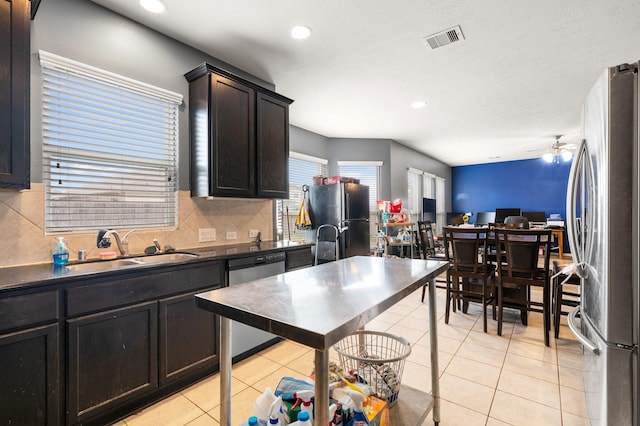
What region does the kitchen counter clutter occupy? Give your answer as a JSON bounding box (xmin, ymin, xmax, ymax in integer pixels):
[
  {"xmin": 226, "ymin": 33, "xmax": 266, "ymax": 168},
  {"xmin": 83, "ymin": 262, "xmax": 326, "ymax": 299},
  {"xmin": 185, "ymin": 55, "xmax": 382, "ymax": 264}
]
[
  {"xmin": 196, "ymin": 256, "xmax": 449, "ymax": 426},
  {"xmin": 0, "ymin": 240, "xmax": 312, "ymax": 425},
  {"xmin": 0, "ymin": 240, "xmax": 312, "ymax": 292}
]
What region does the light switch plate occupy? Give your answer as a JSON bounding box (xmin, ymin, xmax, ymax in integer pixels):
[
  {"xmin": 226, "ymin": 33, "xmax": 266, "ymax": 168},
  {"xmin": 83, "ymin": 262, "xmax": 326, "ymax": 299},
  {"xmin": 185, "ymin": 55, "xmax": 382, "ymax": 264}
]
[
  {"xmin": 226, "ymin": 231, "xmax": 237, "ymax": 240},
  {"xmin": 199, "ymin": 228, "xmax": 216, "ymax": 242},
  {"xmin": 249, "ymin": 229, "xmax": 260, "ymax": 238}
]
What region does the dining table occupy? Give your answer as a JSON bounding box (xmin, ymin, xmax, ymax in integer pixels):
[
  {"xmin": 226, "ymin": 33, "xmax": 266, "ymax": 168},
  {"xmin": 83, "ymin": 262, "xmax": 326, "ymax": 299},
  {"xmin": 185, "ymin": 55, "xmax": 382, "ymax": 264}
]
[{"xmin": 195, "ymin": 256, "xmax": 449, "ymax": 426}]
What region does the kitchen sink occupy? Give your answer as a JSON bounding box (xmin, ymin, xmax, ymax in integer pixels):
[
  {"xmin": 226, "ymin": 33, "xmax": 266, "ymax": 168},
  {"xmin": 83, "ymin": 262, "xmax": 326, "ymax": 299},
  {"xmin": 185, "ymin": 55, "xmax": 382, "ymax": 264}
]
[
  {"xmin": 65, "ymin": 252, "xmax": 199, "ymax": 272},
  {"xmin": 127, "ymin": 253, "xmax": 199, "ymax": 264},
  {"xmin": 65, "ymin": 259, "xmax": 140, "ymax": 272}
]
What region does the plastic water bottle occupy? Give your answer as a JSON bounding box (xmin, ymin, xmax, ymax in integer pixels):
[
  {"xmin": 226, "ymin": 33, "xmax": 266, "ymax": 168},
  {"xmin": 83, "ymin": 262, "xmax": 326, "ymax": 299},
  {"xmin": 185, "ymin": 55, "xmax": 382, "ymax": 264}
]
[{"xmin": 241, "ymin": 416, "xmax": 259, "ymax": 426}]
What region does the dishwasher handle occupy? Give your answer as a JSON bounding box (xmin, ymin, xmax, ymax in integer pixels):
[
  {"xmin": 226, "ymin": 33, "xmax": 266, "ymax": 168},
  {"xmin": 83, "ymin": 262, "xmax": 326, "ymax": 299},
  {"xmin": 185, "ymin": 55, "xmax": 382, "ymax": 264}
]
[{"xmin": 227, "ymin": 251, "xmax": 286, "ymax": 270}]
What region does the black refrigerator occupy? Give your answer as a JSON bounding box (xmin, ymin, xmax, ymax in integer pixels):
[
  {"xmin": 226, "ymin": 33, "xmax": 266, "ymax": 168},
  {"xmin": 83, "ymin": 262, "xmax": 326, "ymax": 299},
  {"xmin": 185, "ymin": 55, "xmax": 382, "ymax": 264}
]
[{"xmin": 307, "ymin": 183, "xmax": 370, "ymax": 258}]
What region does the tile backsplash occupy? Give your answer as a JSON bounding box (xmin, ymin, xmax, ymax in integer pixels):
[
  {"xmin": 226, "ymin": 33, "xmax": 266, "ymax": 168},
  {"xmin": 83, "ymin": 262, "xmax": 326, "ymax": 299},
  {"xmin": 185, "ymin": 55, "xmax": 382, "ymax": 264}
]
[{"xmin": 0, "ymin": 184, "xmax": 274, "ymax": 268}]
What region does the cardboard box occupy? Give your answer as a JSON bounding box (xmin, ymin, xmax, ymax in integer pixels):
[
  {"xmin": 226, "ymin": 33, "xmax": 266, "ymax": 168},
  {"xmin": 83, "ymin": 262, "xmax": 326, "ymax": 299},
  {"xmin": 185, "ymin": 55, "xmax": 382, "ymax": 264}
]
[
  {"xmin": 322, "ymin": 176, "xmax": 360, "ymax": 185},
  {"xmin": 363, "ymin": 395, "xmax": 389, "ymax": 426}
]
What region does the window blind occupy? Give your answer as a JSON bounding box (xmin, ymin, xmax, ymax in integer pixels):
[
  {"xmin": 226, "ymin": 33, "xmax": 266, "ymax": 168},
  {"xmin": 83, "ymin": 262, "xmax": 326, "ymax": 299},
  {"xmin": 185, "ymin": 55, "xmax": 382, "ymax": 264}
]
[
  {"xmin": 338, "ymin": 161, "xmax": 381, "ymax": 245},
  {"xmin": 407, "ymin": 168, "xmax": 422, "ymax": 218},
  {"xmin": 40, "ymin": 51, "xmax": 182, "ymax": 233},
  {"xmin": 436, "ymin": 176, "xmax": 446, "ymax": 234},
  {"xmin": 278, "ymin": 153, "xmax": 327, "ymax": 241}
]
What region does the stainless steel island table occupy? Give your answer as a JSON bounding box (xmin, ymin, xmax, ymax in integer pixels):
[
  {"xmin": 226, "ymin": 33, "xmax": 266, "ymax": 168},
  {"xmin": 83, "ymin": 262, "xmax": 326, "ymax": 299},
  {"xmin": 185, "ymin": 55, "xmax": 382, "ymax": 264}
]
[{"xmin": 195, "ymin": 256, "xmax": 449, "ymax": 426}]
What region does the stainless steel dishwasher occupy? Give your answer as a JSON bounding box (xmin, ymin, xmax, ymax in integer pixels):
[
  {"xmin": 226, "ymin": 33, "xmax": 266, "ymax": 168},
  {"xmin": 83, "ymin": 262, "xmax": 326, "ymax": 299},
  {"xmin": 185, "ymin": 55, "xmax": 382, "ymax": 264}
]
[{"xmin": 227, "ymin": 251, "xmax": 286, "ymax": 359}]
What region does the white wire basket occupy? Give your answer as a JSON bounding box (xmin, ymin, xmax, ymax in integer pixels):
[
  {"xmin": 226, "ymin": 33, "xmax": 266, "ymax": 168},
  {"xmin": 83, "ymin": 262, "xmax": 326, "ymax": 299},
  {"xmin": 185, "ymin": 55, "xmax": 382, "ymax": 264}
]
[{"xmin": 333, "ymin": 330, "xmax": 411, "ymax": 406}]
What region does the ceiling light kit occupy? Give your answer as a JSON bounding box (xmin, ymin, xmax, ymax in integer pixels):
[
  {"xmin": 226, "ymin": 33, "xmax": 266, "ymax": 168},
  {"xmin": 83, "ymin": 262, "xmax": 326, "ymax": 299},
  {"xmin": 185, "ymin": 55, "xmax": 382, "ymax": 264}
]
[
  {"xmin": 140, "ymin": 0, "xmax": 167, "ymax": 13},
  {"xmin": 542, "ymin": 136, "xmax": 574, "ymax": 164},
  {"xmin": 411, "ymin": 101, "xmax": 427, "ymax": 109},
  {"xmin": 291, "ymin": 25, "xmax": 312, "ymax": 40}
]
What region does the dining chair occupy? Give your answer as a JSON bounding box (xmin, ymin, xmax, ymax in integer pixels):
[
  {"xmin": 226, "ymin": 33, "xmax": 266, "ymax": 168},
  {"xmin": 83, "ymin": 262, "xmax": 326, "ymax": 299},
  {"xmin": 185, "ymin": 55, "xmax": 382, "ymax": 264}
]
[
  {"xmin": 417, "ymin": 221, "xmax": 449, "ymax": 301},
  {"xmin": 494, "ymin": 228, "xmax": 553, "ymax": 346},
  {"xmin": 487, "ymin": 223, "xmax": 529, "ymax": 325},
  {"xmin": 552, "ymin": 260, "xmax": 581, "ymax": 338},
  {"xmin": 442, "ymin": 226, "xmax": 496, "ymax": 332},
  {"xmin": 504, "ymin": 215, "xmax": 530, "ymax": 229}
]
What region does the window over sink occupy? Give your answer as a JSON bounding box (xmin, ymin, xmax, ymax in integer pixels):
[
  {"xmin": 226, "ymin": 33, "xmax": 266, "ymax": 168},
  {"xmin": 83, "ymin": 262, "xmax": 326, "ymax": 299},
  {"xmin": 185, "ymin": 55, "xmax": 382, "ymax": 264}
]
[{"xmin": 39, "ymin": 51, "xmax": 182, "ymax": 233}]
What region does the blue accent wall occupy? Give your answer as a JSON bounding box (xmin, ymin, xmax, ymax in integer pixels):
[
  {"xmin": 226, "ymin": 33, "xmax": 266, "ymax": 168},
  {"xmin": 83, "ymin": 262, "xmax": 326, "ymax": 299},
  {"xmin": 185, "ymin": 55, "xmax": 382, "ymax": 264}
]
[{"xmin": 452, "ymin": 158, "xmax": 572, "ymax": 223}]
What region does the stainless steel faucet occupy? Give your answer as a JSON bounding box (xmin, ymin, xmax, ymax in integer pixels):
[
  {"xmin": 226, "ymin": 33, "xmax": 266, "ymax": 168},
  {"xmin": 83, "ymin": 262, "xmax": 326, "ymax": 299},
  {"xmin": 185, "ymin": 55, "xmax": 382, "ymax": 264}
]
[{"xmin": 97, "ymin": 229, "xmax": 136, "ymax": 256}]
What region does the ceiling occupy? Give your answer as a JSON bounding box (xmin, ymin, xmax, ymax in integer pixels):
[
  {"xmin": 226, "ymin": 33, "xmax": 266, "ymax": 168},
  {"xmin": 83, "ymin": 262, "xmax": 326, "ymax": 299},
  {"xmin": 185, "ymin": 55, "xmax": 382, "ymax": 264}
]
[{"xmin": 91, "ymin": 0, "xmax": 640, "ymax": 166}]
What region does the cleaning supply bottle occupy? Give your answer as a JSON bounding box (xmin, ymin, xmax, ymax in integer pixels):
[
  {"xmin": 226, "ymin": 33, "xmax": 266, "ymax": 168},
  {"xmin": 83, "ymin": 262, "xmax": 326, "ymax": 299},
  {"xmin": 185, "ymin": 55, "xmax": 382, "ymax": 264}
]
[
  {"xmin": 254, "ymin": 387, "xmax": 277, "ymax": 422},
  {"xmin": 346, "ymin": 390, "xmax": 369, "ymax": 426},
  {"xmin": 290, "ymin": 411, "xmax": 312, "ymax": 426},
  {"xmin": 288, "ymin": 390, "xmax": 314, "ymax": 423},
  {"xmin": 240, "ymin": 415, "xmax": 259, "ymax": 426},
  {"xmin": 268, "ymin": 414, "xmax": 281, "ymax": 425},
  {"xmin": 52, "ymin": 237, "xmax": 69, "ymax": 266}
]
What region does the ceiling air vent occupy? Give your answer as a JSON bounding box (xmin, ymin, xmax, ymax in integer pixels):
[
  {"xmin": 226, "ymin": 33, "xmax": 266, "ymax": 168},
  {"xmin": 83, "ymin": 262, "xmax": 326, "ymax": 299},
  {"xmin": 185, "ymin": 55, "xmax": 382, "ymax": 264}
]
[{"xmin": 422, "ymin": 25, "xmax": 465, "ymax": 49}]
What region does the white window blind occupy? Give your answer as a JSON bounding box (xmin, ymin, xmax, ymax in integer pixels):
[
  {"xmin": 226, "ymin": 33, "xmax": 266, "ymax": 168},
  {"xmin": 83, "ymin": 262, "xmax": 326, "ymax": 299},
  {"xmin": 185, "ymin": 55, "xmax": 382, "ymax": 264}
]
[
  {"xmin": 278, "ymin": 153, "xmax": 327, "ymax": 241},
  {"xmin": 338, "ymin": 161, "xmax": 381, "ymax": 211},
  {"xmin": 436, "ymin": 176, "xmax": 446, "ymax": 234},
  {"xmin": 40, "ymin": 51, "xmax": 182, "ymax": 233},
  {"xmin": 423, "ymin": 173, "xmax": 436, "ymax": 198},
  {"xmin": 338, "ymin": 161, "xmax": 381, "ymax": 245},
  {"xmin": 407, "ymin": 168, "xmax": 422, "ymax": 221}
]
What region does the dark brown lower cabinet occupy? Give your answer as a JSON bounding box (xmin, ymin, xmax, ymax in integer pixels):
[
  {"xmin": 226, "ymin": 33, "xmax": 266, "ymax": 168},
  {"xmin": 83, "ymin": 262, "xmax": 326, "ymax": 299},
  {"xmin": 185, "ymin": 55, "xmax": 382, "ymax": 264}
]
[
  {"xmin": 0, "ymin": 324, "xmax": 60, "ymax": 425},
  {"xmin": 159, "ymin": 290, "xmax": 218, "ymax": 385},
  {"xmin": 67, "ymin": 302, "xmax": 158, "ymax": 425}
]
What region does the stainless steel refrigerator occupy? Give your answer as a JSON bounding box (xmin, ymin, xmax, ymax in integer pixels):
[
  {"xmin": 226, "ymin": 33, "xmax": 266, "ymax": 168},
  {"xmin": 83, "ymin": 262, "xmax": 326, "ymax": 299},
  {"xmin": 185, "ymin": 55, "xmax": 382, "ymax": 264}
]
[
  {"xmin": 566, "ymin": 61, "xmax": 639, "ymax": 425},
  {"xmin": 307, "ymin": 183, "xmax": 370, "ymax": 258}
]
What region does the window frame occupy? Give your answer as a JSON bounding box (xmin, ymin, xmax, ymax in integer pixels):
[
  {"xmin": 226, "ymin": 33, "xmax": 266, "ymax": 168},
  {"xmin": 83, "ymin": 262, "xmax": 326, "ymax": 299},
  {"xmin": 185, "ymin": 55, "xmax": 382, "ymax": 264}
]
[{"xmin": 39, "ymin": 51, "xmax": 182, "ymax": 234}]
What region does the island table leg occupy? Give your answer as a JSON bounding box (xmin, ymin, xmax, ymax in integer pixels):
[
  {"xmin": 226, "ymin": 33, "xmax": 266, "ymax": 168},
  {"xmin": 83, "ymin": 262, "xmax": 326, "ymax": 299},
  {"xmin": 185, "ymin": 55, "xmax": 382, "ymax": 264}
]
[
  {"xmin": 429, "ymin": 277, "xmax": 440, "ymax": 425},
  {"xmin": 220, "ymin": 317, "xmax": 232, "ymax": 426},
  {"xmin": 314, "ymin": 349, "xmax": 329, "ymax": 426}
]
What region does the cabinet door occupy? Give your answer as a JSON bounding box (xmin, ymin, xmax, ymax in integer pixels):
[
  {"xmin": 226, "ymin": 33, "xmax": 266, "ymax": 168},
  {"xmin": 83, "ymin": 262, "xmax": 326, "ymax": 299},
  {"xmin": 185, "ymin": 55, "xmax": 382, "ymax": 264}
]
[
  {"xmin": 210, "ymin": 73, "xmax": 255, "ymax": 197},
  {"xmin": 0, "ymin": 0, "xmax": 30, "ymax": 189},
  {"xmin": 256, "ymin": 92, "xmax": 290, "ymax": 198},
  {"xmin": 158, "ymin": 290, "xmax": 218, "ymax": 385},
  {"xmin": 0, "ymin": 324, "xmax": 60, "ymax": 426},
  {"xmin": 67, "ymin": 302, "xmax": 158, "ymax": 424}
]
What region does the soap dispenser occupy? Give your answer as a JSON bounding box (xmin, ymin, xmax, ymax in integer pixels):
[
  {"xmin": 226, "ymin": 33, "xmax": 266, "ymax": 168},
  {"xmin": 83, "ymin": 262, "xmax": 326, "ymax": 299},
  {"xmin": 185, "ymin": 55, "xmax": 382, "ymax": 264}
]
[{"xmin": 52, "ymin": 237, "xmax": 70, "ymax": 266}]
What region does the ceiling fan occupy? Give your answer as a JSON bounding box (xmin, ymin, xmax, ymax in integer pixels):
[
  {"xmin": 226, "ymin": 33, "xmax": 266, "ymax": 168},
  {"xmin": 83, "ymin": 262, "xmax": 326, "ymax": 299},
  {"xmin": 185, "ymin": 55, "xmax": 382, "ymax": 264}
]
[{"xmin": 542, "ymin": 135, "xmax": 576, "ymax": 163}]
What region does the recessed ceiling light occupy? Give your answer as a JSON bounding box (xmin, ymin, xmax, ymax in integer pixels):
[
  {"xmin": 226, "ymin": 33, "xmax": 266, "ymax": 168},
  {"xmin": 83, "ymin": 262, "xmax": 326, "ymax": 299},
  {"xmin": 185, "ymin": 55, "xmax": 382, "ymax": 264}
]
[
  {"xmin": 291, "ymin": 25, "xmax": 312, "ymax": 40},
  {"xmin": 411, "ymin": 101, "xmax": 427, "ymax": 109},
  {"xmin": 140, "ymin": 0, "xmax": 166, "ymax": 13}
]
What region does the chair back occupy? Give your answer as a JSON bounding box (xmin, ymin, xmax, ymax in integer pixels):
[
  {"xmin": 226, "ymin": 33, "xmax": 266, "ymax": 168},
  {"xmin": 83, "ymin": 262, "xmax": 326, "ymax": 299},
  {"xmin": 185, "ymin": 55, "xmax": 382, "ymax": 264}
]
[
  {"xmin": 442, "ymin": 226, "xmax": 491, "ymax": 274},
  {"xmin": 504, "ymin": 215, "xmax": 530, "ymax": 229},
  {"xmin": 494, "ymin": 228, "xmax": 552, "ymax": 279},
  {"xmin": 417, "ymin": 221, "xmax": 437, "ymax": 258}
]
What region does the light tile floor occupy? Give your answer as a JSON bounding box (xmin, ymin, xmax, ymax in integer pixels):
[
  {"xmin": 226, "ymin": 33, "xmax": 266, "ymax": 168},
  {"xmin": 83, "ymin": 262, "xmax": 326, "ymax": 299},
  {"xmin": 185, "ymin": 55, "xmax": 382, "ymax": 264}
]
[{"xmin": 116, "ymin": 280, "xmax": 588, "ymax": 426}]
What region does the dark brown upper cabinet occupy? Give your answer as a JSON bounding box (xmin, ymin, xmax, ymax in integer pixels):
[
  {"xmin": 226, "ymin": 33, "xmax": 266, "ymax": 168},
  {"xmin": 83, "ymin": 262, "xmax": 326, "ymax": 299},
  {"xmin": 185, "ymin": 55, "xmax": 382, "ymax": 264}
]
[
  {"xmin": 185, "ymin": 63, "xmax": 293, "ymax": 199},
  {"xmin": 0, "ymin": 0, "xmax": 36, "ymax": 189}
]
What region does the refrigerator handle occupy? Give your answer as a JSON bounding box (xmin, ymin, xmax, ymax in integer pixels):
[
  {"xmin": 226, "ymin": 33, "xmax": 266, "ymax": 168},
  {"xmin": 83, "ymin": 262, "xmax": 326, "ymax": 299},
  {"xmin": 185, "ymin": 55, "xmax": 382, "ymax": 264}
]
[
  {"xmin": 566, "ymin": 139, "xmax": 586, "ymax": 267},
  {"xmin": 567, "ymin": 306, "xmax": 600, "ymax": 354},
  {"xmin": 345, "ymin": 192, "xmax": 350, "ymax": 221}
]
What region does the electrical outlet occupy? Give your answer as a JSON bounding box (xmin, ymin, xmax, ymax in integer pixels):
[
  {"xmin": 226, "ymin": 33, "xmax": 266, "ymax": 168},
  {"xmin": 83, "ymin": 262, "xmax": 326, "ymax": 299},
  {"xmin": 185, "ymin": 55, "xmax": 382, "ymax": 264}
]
[
  {"xmin": 198, "ymin": 228, "xmax": 216, "ymax": 242},
  {"xmin": 249, "ymin": 229, "xmax": 260, "ymax": 238},
  {"xmin": 226, "ymin": 231, "xmax": 237, "ymax": 240}
]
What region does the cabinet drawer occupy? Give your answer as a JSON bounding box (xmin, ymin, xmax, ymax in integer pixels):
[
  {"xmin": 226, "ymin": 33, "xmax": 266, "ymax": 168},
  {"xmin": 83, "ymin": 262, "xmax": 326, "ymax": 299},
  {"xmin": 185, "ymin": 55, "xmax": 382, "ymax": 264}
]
[
  {"xmin": 0, "ymin": 291, "xmax": 59, "ymax": 333},
  {"xmin": 66, "ymin": 261, "xmax": 224, "ymax": 317},
  {"xmin": 286, "ymin": 247, "xmax": 313, "ymax": 271}
]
